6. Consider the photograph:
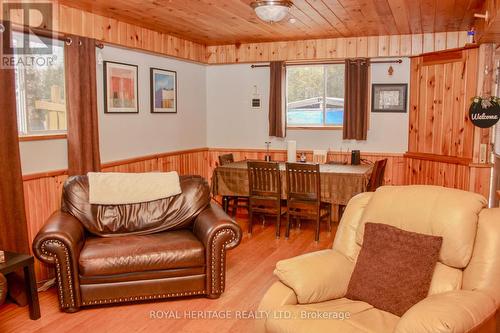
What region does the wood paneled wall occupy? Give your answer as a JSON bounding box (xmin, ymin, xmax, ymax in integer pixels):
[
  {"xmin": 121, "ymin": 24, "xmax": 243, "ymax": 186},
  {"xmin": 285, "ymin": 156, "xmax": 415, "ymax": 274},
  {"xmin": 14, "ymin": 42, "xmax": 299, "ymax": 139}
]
[
  {"xmin": 206, "ymin": 32, "xmax": 468, "ymax": 64},
  {"xmin": 1, "ymin": 3, "xmax": 472, "ymax": 64},
  {"xmin": 24, "ymin": 147, "xmax": 403, "ymax": 281},
  {"xmin": 406, "ymin": 46, "xmax": 493, "ymax": 199},
  {"xmin": 206, "ymin": 148, "xmax": 405, "ymax": 186},
  {"xmin": 1, "ymin": 2, "xmax": 206, "ymax": 63},
  {"xmin": 408, "ymin": 47, "xmax": 478, "ymax": 159},
  {"xmin": 24, "ymin": 148, "xmax": 209, "ymax": 281},
  {"xmin": 476, "ymin": 0, "xmax": 500, "ymax": 43}
]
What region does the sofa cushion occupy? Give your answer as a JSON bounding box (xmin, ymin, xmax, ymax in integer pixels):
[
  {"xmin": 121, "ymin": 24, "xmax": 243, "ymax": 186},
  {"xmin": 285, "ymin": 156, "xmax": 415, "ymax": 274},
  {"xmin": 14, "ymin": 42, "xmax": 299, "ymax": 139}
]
[
  {"xmin": 62, "ymin": 175, "xmax": 210, "ymax": 237},
  {"xmin": 265, "ymin": 298, "xmax": 400, "ymax": 333},
  {"xmin": 346, "ymin": 223, "xmax": 442, "ymax": 316},
  {"xmin": 355, "ymin": 185, "xmax": 486, "ymax": 269},
  {"xmin": 79, "ymin": 230, "xmax": 205, "ymax": 277}
]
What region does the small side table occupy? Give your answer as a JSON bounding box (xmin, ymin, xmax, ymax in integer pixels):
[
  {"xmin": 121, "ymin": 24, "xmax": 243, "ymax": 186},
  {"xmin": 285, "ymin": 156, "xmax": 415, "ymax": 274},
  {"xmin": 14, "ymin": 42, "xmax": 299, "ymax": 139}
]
[{"xmin": 0, "ymin": 251, "xmax": 40, "ymax": 320}]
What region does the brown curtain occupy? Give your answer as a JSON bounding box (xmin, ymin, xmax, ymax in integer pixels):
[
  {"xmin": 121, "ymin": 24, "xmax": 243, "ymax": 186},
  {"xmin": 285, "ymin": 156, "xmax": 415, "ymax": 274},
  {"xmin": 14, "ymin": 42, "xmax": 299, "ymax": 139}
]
[
  {"xmin": 65, "ymin": 35, "xmax": 101, "ymax": 175},
  {"xmin": 269, "ymin": 61, "xmax": 285, "ymax": 138},
  {"xmin": 0, "ymin": 68, "xmax": 30, "ymax": 254},
  {"xmin": 343, "ymin": 58, "xmax": 370, "ymax": 140}
]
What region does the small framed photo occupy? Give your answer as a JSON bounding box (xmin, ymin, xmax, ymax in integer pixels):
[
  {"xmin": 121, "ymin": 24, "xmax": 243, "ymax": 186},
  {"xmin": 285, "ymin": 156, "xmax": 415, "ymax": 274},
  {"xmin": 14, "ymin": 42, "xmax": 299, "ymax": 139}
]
[
  {"xmin": 372, "ymin": 84, "xmax": 407, "ymax": 113},
  {"xmin": 150, "ymin": 68, "xmax": 177, "ymax": 113},
  {"xmin": 103, "ymin": 61, "xmax": 139, "ymax": 113}
]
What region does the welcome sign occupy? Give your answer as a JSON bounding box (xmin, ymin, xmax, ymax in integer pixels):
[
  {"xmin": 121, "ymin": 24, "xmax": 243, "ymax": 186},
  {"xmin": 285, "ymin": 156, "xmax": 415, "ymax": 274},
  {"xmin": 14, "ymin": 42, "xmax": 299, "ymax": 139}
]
[{"xmin": 469, "ymin": 97, "xmax": 500, "ymax": 128}]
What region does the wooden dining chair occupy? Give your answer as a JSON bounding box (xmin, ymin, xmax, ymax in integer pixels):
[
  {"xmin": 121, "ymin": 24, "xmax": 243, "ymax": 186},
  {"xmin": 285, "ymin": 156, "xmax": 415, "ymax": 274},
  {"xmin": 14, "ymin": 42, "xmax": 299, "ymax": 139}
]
[
  {"xmin": 367, "ymin": 158, "xmax": 388, "ymax": 192},
  {"xmin": 338, "ymin": 159, "xmax": 388, "ymax": 221},
  {"xmin": 285, "ymin": 163, "xmax": 331, "ymax": 242},
  {"xmin": 218, "ymin": 153, "xmax": 248, "ymax": 217},
  {"xmin": 247, "ymin": 161, "xmax": 284, "ymax": 238},
  {"xmin": 218, "ymin": 153, "xmax": 235, "ymax": 166}
]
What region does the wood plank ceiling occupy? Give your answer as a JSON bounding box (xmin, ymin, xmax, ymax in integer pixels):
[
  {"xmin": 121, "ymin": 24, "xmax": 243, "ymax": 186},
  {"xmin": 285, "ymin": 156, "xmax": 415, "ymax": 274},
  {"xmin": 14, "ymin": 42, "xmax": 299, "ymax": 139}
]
[{"xmin": 58, "ymin": 0, "xmax": 484, "ymax": 45}]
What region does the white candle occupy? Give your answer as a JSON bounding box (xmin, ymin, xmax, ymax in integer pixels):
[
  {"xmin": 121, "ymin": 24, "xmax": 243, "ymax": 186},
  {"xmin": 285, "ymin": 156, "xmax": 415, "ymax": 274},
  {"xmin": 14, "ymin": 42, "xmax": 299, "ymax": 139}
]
[{"xmin": 287, "ymin": 140, "xmax": 297, "ymax": 162}]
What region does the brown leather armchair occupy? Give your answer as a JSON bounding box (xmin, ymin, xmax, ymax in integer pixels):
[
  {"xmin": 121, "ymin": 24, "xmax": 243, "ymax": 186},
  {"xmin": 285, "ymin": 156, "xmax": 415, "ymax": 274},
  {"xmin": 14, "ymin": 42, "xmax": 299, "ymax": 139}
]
[
  {"xmin": 0, "ymin": 273, "xmax": 7, "ymax": 305},
  {"xmin": 33, "ymin": 175, "xmax": 242, "ymax": 313}
]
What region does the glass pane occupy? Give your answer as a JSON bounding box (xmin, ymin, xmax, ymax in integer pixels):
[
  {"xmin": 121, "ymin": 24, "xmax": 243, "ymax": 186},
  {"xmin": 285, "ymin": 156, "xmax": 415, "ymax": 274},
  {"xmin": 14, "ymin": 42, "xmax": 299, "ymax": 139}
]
[
  {"xmin": 325, "ymin": 64, "xmax": 344, "ymax": 126},
  {"xmin": 13, "ymin": 32, "xmax": 67, "ymax": 135},
  {"xmin": 286, "ymin": 65, "xmax": 324, "ymax": 126}
]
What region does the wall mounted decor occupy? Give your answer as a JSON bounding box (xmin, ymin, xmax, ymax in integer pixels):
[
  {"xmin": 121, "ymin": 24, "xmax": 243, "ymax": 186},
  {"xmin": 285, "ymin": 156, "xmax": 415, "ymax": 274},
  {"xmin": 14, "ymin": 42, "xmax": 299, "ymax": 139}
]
[
  {"xmin": 372, "ymin": 84, "xmax": 407, "ymax": 113},
  {"xmin": 103, "ymin": 61, "xmax": 139, "ymax": 113},
  {"xmin": 469, "ymin": 96, "xmax": 500, "ymax": 128},
  {"xmin": 150, "ymin": 68, "xmax": 177, "ymax": 113}
]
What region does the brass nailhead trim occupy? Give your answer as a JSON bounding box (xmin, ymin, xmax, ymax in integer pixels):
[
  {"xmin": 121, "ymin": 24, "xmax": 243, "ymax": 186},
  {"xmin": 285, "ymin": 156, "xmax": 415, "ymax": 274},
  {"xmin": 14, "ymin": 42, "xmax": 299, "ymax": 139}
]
[
  {"xmin": 210, "ymin": 229, "xmax": 236, "ymax": 294},
  {"xmin": 40, "ymin": 239, "xmax": 75, "ymax": 309},
  {"xmin": 41, "ymin": 228, "xmax": 237, "ymax": 308},
  {"xmin": 81, "ymin": 290, "xmax": 206, "ymax": 306}
]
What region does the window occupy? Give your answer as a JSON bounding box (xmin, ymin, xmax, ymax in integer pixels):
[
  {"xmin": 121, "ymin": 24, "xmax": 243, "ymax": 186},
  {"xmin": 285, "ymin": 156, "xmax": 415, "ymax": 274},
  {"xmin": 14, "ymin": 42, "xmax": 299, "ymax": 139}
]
[
  {"xmin": 13, "ymin": 32, "xmax": 67, "ymax": 137},
  {"xmin": 286, "ymin": 64, "xmax": 345, "ymax": 128}
]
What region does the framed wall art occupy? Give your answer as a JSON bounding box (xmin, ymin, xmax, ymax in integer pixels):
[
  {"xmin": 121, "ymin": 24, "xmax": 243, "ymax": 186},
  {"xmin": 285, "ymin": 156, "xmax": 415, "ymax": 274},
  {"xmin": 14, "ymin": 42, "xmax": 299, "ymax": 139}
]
[
  {"xmin": 103, "ymin": 61, "xmax": 139, "ymax": 113},
  {"xmin": 372, "ymin": 83, "xmax": 407, "ymax": 113},
  {"xmin": 150, "ymin": 68, "xmax": 177, "ymax": 113}
]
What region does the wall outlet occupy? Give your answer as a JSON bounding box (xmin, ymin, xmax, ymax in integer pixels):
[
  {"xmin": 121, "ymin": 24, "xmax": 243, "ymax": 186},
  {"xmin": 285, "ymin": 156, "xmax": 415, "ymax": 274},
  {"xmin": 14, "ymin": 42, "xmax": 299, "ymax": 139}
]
[{"xmin": 479, "ymin": 143, "xmax": 487, "ymax": 163}]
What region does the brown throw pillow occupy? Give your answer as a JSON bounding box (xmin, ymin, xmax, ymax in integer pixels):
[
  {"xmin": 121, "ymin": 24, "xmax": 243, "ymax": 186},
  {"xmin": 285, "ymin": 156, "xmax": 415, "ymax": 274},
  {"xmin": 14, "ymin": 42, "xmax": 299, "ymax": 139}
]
[{"xmin": 345, "ymin": 223, "xmax": 442, "ymax": 317}]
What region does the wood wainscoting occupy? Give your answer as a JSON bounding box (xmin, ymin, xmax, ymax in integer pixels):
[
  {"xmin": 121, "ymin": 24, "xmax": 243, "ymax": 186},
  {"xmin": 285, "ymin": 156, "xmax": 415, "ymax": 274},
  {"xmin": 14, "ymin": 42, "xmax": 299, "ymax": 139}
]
[
  {"xmin": 23, "ymin": 148, "xmax": 209, "ymax": 282},
  {"xmin": 22, "ymin": 146, "xmax": 492, "ymax": 282},
  {"xmin": 206, "ymin": 148, "xmax": 406, "ymax": 186},
  {"xmin": 406, "ymin": 46, "xmax": 494, "ymax": 200}
]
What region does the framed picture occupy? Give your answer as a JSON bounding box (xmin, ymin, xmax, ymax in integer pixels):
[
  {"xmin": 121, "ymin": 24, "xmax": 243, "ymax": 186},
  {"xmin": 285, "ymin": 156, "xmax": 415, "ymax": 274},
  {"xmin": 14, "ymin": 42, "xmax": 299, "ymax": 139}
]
[
  {"xmin": 372, "ymin": 84, "xmax": 407, "ymax": 113},
  {"xmin": 103, "ymin": 61, "xmax": 139, "ymax": 113},
  {"xmin": 150, "ymin": 68, "xmax": 177, "ymax": 113}
]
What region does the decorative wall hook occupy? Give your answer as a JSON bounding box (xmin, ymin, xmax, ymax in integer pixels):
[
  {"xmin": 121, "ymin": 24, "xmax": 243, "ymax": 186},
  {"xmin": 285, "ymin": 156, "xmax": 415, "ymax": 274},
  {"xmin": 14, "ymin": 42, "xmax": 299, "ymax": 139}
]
[{"xmin": 474, "ymin": 11, "xmax": 489, "ymax": 21}]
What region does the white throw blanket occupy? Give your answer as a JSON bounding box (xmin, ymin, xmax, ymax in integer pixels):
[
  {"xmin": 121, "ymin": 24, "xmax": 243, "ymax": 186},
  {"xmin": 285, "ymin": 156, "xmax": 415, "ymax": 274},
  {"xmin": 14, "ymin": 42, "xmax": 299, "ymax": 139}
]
[{"xmin": 87, "ymin": 171, "xmax": 182, "ymax": 205}]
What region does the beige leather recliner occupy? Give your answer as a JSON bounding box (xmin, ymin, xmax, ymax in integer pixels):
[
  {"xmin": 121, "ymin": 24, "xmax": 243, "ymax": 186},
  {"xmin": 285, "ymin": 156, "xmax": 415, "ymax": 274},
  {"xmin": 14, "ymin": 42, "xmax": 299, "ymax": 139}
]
[{"xmin": 257, "ymin": 185, "xmax": 500, "ymax": 333}]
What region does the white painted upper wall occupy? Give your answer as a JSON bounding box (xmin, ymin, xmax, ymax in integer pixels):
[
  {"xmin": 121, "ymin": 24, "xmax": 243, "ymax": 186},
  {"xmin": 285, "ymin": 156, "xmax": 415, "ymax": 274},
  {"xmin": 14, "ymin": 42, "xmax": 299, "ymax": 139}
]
[
  {"xmin": 206, "ymin": 58, "xmax": 410, "ymax": 153},
  {"xmin": 97, "ymin": 45, "xmax": 207, "ymax": 163},
  {"xmin": 19, "ymin": 45, "xmax": 207, "ymax": 174},
  {"xmin": 19, "ymin": 50, "xmax": 410, "ymax": 174}
]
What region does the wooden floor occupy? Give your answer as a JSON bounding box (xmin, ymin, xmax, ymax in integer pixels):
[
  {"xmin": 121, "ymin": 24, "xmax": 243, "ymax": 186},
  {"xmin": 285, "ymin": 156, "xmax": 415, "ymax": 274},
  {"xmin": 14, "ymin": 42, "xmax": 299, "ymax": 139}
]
[{"xmin": 0, "ymin": 209, "xmax": 336, "ymax": 333}]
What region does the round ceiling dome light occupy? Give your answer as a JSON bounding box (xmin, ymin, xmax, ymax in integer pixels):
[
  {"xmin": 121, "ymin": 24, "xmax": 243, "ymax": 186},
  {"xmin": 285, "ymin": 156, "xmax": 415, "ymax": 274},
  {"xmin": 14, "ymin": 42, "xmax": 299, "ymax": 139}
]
[{"xmin": 251, "ymin": 1, "xmax": 293, "ymax": 23}]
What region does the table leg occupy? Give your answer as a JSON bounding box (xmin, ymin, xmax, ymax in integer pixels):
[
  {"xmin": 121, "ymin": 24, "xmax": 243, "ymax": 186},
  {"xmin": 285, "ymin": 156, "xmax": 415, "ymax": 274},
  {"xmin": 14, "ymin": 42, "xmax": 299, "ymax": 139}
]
[{"xmin": 24, "ymin": 262, "xmax": 40, "ymax": 320}]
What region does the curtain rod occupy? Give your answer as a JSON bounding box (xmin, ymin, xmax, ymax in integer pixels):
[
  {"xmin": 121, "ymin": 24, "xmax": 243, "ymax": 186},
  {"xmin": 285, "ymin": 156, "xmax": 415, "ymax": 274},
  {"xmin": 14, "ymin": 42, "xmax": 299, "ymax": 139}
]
[
  {"xmin": 251, "ymin": 59, "xmax": 402, "ymax": 68},
  {"xmin": 2, "ymin": 21, "xmax": 104, "ymax": 49}
]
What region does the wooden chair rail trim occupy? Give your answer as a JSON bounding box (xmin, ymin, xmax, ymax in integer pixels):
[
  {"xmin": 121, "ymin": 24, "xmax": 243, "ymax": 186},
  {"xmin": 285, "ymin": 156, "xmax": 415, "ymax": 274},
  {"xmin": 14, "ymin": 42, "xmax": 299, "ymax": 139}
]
[
  {"xmin": 22, "ymin": 147, "xmax": 210, "ymax": 181},
  {"xmin": 404, "ymin": 152, "xmax": 472, "ymax": 166},
  {"xmin": 21, "ymin": 147, "xmax": 405, "ymax": 181},
  {"xmin": 19, "ymin": 134, "xmax": 67, "ymax": 142},
  {"xmin": 469, "ymin": 163, "xmax": 494, "ymax": 168},
  {"xmin": 102, "ymin": 147, "xmax": 209, "ymax": 168},
  {"xmin": 209, "ymin": 147, "xmax": 404, "ymax": 157},
  {"xmin": 22, "ymin": 169, "xmax": 68, "ymax": 181}
]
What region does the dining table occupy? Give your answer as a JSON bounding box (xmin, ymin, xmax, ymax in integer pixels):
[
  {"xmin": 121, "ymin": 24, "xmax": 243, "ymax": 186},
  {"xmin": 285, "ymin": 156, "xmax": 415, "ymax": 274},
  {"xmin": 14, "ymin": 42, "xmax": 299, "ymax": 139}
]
[{"xmin": 211, "ymin": 160, "xmax": 373, "ymax": 207}]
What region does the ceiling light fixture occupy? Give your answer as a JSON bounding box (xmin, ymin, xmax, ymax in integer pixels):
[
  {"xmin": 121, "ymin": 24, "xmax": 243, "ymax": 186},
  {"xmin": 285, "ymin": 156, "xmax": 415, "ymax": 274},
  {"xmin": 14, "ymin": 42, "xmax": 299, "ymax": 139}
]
[{"xmin": 251, "ymin": 1, "xmax": 293, "ymax": 23}]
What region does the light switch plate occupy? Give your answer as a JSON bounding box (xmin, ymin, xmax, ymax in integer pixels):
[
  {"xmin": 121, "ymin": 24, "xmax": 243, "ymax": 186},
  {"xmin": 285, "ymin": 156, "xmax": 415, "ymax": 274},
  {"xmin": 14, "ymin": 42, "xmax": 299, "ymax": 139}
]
[{"xmin": 479, "ymin": 144, "xmax": 487, "ymax": 163}]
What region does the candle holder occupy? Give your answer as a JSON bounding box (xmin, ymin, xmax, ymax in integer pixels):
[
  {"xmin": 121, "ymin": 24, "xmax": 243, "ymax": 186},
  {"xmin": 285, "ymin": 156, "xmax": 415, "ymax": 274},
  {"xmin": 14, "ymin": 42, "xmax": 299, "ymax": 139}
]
[{"xmin": 265, "ymin": 141, "xmax": 272, "ymax": 161}]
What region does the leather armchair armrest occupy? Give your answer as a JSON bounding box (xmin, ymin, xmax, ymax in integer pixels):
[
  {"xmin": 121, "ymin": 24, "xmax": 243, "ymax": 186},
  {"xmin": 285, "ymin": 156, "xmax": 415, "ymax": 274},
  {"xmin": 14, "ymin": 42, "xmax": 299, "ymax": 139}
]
[
  {"xmin": 394, "ymin": 290, "xmax": 497, "ymax": 333},
  {"xmin": 0, "ymin": 273, "xmax": 7, "ymax": 305},
  {"xmin": 193, "ymin": 203, "xmax": 242, "ymax": 297},
  {"xmin": 32, "ymin": 211, "xmax": 85, "ymax": 312},
  {"xmin": 274, "ymin": 249, "xmax": 354, "ymax": 304},
  {"xmin": 255, "ymin": 281, "xmax": 298, "ymax": 333}
]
